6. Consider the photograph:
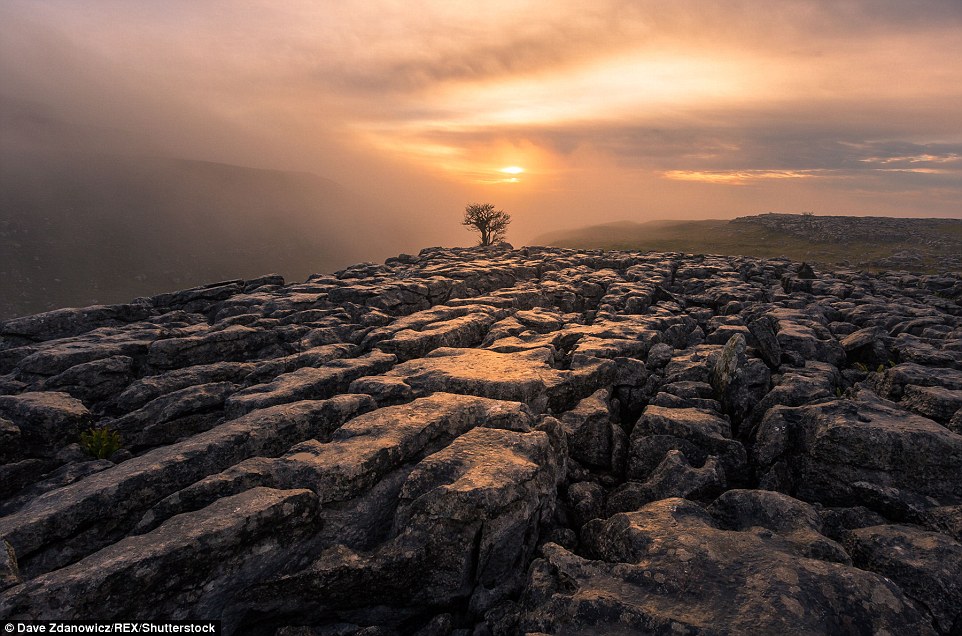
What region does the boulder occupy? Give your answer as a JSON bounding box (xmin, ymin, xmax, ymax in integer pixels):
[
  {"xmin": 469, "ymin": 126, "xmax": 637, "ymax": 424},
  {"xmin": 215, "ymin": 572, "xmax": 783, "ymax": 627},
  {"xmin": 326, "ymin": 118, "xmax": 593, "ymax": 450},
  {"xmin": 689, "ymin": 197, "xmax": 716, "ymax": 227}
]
[
  {"xmin": 709, "ymin": 333, "xmax": 771, "ymax": 432},
  {"xmin": 628, "ymin": 405, "xmax": 746, "ymax": 482},
  {"xmin": 875, "ymin": 362, "xmax": 962, "ymax": 401},
  {"xmin": 1, "ymin": 488, "xmax": 320, "ymax": 629},
  {"xmin": 755, "ymin": 390, "xmax": 962, "ymax": 512},
  {"xmin": 901, "ymin": 385, "xmax": 962, "ymax": 425},
  {"xmin": 247, "ymin": 425, "xmax": 564, "ymax": 624},
  {"xmin": 845, "ymin": 524, "xmax": 962, "ymax": 634},
  {"xmin": 606, "ymin": 450, "xmax": 725, "ymax": 515},
  {"xmin": 375, "ymin": 312, "xmax": 498, "ymax": 361},
  {"xmin": 224, "ymin": 352, "xmax": 395, "ymax": 418},
  {"xmin": 39, "ymin": 355, "xmax": 135, "ymax": 404},
  {"xmin": 146, "ymin": 325, "xmax": 279, "ymax": 371},
  {"xmin": 560, "ymin": 390, "xmax": 617, "ymax": 469},
  {"xmin": 388, "ymin": 347, "xmax": 612, "ymax": 413},
  {"xmin": 840, "ymin": 327, "xmax": 890, "ymax": 366},
  {"xmin": 518, "ymin": 499, "xmax": 935, "ymax": 635},
  {"xmin": 109, "ymin": 381, "xmax": 239, "ymax": 449},
  {"xmin": 0, "ymin": 392, "xmax": 91, "ymax": 458},
  {"xmin": 748, "ymin": 314, "xmax": 781, "ymax": 369},
  {"xmin": 0, "ymin": 395, "xmax": 372, "ymax": 576},
  {"xmin": 112, "ymin": 361, "xmax": 256, "ymax": 413},
  {"xmin": 565, "ymin": 481, "xmax": 605, "ymax": 529}
]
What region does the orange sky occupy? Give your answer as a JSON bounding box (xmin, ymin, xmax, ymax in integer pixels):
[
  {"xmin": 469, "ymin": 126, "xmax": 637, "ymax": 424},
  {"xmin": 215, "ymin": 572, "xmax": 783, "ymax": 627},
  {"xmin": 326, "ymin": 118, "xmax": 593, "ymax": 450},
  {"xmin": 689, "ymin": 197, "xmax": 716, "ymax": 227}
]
[{"xmin": 2, "ymin": 0, "xmax": 960, "ymax": 244}]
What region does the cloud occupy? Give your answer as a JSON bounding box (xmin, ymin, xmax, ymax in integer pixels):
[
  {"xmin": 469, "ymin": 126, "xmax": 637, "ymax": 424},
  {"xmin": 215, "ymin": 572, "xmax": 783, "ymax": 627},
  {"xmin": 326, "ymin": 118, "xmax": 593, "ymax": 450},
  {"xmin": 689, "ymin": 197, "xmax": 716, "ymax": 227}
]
[
  {"xmin": 2, "ymin": 0, "xmax": 961, "ymax": 247},
  {"xmin": 661, "ymin": 170, "xmax": 822, "ymax": 185}
]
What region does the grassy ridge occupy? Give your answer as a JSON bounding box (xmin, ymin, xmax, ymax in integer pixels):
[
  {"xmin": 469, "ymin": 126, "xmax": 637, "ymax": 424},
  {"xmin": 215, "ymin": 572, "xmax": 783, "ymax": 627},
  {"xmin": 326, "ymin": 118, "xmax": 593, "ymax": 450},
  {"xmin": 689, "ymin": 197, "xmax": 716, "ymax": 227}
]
[{"xmin": 533, "ymin": 217, "xmax": 962, "ymax": 272}]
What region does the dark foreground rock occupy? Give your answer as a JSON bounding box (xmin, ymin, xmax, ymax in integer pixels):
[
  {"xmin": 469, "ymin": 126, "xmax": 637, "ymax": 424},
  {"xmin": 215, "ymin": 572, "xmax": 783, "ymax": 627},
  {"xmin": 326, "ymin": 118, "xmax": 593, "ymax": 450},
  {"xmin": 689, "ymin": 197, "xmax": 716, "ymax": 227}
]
[{"xmin": 2, "ymin": 245, "xmax": 962, "ymax": 634}]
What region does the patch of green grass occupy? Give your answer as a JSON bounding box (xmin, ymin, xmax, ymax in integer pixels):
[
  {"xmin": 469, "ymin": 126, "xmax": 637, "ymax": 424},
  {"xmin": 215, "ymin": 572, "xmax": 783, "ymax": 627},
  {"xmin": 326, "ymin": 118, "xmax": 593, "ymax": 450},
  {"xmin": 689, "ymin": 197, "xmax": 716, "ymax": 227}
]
[{"xmin": 80, "ymin": 426, "xmax": 122, "ymax": 459}]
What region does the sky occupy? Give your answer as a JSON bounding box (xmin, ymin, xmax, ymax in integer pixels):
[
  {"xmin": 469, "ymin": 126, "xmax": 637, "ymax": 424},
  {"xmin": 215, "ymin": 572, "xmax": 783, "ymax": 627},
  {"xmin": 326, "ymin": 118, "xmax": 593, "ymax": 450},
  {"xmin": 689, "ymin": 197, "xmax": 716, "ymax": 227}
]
[{"xmin": 2, "ymin": 0, "xmax": 961, "ymax": 245}]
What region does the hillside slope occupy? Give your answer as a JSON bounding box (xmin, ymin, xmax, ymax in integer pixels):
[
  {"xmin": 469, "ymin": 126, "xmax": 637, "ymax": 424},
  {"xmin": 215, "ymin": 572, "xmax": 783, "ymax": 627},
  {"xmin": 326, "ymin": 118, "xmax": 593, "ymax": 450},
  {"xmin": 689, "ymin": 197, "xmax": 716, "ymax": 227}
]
[{"xmin": 534, "ymin": 214, "xmax": 962, "ymax": 272}]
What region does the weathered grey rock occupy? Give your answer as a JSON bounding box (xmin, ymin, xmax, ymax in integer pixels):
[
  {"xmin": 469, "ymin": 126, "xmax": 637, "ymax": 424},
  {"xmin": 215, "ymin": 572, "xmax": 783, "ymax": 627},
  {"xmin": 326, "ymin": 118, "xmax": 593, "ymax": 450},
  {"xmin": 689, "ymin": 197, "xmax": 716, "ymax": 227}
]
[
  {"xmin": 607, "ymin": 450, "xmax": 725, "ymax": 514},
  {"xmin": 519, "ymin": 499, "xmax": 935, "ymax": 635},
  {"xmin": 393, "ymin": 425, "xmax": 564, "ymax": 613},
  {"xmin": 388, "ymin": 347, "xmax": 612, "ymax": 413},
  {"xmin": 15, "ymin": 328, "xmax": 159, "ymax": 377},
  {"xmin": 146, "ymin": 279, "xmax": 249, "ymax": 312},
  {"xmin": 0, "ymin": 459, "xmax": 114, "ymax": 516},
  {"xmin": 136, "ymin": 394, "xmax": 537, "ymax": 533},
  {"xmin": 875, "ymin": 362, "xmax": 962, "ymax": 401},
  {"xmin": 0, "ymin": 392, "xmax": 91, "ymax": 458},
  {"xmin": 0, "ymin": 417, "xmax": 19, "ymax": 463},
  {"xmin": 225, "ymin": 352, "xmax": 395, "ymax": 418},
  {"xmin": 744, "ymin": 361, "xmax": 838, "ymax": 437},
  {"xmin": 560, "ymin": 390, "xmax": 617, "ymax": 469},
  {"xmin": 565, "ymin": 481, "xmax": 605, "ymax": 529},
  {"xmin": 660, "ymin": 380, "xmax": 715, "ymax": 400},
  {"xmin": 950, "ymin": 408, "xmax": 962, "ymax": 435},
  {"xmin": 840, "ymin": 326, "xmax": 890, "ymax": 366},
  {"xmin": 110, "ymin": 381, "xmax": 239, "ymax": 449},
  {"xmin": 3, "ymin": 245, "xmax": 961, "ymax": 634},
  {"xmin": 0, "ymin": 394, "xmax": 372, "ymax": 576},
  {"xmin": 0, "ymin": 460, "xmax": 50, "ymax": 501},
  {"xmin": 748, "ymin": 314, "xmax": 781, "ymax": 368},
  {"xmin": 645, "ymin": 342, "xmax": 673, "ymax": 369},
  {"xmin": 755, "ymin": 390, "xmax": 962, "ymax": 511},
  {"xmin": 146, "ymin": 325, "xmax": 279, "ymax": 371},
  {"xmin": 663, "ymin": 345, "xmax": 719, "ymax": 384},
  {"xmin": 0, "ymin": 303, "xmax": 152, "ymax": 342},
  {"xmin": 924, "ymin": 504, "xmax": 962, "ymax": 543},
  {"xmin": 648, "ymin": 390, "xmax": 723, "ymax": 413},
  {"xmin": 1, "ymin": 488, "xmax": 319, "ymax": 627},
  {"xmin": 113, "ymin": 361, "xmax": 256, "ymax": 413},
  {"xmin": 628, "ymin": 405, "xmax": 746, "ymax": 482},
  {"xmin": 0, "ymin": 540, "xmax": 19, "ymax": 593},
  {"xmin": 845, "ymin": 524, "xmax": 962, "ymax": 634},
  {"xmin": 244, "ymin": 343, "xmax": 356, "ymax": 384},
  {"xmin": 774, "ymin": 313, "xmax": 845, "ymax": 366},
  {"xmin": 710, "ymin": 333, "xmax": 771, "ymax": 431},
  {"xmin": 39, "ymin": 355, "xmax": 135, "ymax": 403},
  {"xmin": 249, "ymin": 424, "xmax": 564, "ymax": 624},
  {"xmin": 901, "ymin": 384, "xmax": 962, "ymax": 425},
  {"xmin": 346, "ymin": 375, "xmax": 414, "ymax": 405},
  {"xmin": 375, "ymin": 312, "xmax": 498, "ymax": 361},
  {"xmin": 708, "ymin": 489, "xmax": 850, "ymax": 564}
]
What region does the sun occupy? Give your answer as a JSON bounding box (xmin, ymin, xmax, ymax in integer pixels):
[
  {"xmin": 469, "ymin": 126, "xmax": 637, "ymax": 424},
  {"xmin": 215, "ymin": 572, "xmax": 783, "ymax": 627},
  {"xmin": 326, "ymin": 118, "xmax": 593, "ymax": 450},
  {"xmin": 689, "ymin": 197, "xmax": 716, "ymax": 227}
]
[{"xmin": 500, "ymin": 166, "xmax": 524, "ymax": 175}]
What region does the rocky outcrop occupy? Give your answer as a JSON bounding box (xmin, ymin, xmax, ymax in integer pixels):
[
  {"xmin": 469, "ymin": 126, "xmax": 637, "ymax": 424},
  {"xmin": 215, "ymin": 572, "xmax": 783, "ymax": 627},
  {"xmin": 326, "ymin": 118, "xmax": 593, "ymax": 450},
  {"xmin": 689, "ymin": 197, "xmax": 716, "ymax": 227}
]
[{"xmin": 2, "ymin": 245, "xmax": 962, "ymax": 634}]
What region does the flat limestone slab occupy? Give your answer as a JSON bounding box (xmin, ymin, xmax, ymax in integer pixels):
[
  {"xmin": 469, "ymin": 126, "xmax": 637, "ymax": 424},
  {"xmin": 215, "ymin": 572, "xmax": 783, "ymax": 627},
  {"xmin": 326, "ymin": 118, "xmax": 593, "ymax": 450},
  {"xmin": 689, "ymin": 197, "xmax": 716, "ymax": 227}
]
[
  {"xmin": 1, "ymin": 487, "xmax": 318, "ymax": 622},
  {"xmin": 388, "ymin": 346, "xmax": 611, "ymax": 412}
]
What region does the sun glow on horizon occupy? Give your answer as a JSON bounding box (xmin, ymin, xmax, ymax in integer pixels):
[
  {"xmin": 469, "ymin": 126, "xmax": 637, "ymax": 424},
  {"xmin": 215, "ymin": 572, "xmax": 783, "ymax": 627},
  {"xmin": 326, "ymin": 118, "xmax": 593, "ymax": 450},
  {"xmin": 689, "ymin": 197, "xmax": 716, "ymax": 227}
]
[{"xmin": 500, "ymin": 166, "xmax": 524, "ymax": 174}]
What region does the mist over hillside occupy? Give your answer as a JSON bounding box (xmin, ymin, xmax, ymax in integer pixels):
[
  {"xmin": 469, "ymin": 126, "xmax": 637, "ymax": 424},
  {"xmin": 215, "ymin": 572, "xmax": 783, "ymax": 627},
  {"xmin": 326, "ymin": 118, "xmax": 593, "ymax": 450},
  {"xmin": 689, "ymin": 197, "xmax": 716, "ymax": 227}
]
[{"xmin": 0, "ymin": 151, "xmax": 418, "ymax": 319}]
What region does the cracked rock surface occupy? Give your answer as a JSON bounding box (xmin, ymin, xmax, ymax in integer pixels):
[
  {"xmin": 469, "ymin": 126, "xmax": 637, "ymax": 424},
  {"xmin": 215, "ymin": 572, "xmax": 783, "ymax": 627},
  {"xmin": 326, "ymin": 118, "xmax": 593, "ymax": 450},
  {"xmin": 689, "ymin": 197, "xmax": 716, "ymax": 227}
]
[{"xmin": 1, "ymin": 244, "xmax": 961, "ymax": 635}]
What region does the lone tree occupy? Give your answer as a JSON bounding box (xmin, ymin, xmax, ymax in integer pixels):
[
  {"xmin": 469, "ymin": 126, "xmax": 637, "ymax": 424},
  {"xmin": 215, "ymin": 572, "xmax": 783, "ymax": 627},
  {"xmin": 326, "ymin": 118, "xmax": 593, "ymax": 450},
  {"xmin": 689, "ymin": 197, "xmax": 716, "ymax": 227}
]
[{"xmin": 462, "ymin": 203, "xmax": 511, "ymax": 246}]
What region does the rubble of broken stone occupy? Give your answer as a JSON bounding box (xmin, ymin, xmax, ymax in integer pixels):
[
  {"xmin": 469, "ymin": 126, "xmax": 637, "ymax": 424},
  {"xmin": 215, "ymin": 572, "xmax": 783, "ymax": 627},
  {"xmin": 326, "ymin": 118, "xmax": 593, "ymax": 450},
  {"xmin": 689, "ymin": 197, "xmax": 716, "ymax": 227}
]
[{"xmin": 1, "ymin": 245, "xmax": 961, "ymax": 635}]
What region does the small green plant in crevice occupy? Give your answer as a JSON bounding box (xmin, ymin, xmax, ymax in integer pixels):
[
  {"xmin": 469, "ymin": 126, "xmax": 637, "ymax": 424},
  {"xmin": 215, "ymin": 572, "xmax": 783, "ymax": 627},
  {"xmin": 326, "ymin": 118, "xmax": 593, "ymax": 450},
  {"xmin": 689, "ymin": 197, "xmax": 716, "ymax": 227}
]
[
  {"xmin": 854, "ymin": 362, "xmax": 868, "ymax": 373},
  {"xmin": 834, "ymin": 387, "xmax": 844, "ymax": 398},
  {"xmin": 79, "ymin": 426, "xmax": 122, "ymax": 459},
  {"xmin": 876, "ymin": 364, "xmax": 886, "ymax": 373}
]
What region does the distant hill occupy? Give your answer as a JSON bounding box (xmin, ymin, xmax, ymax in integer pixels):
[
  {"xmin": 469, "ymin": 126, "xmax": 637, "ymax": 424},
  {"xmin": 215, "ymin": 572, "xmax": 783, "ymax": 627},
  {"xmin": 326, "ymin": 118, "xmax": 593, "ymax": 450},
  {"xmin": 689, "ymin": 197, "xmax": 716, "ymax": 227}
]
[
  {"xmin": 0, "ymin": 154, "xmax": 416, "ymax": 319},
  {"xmin": 533, "ymin": 214, "xmax": 962, "ymax": 273}
]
